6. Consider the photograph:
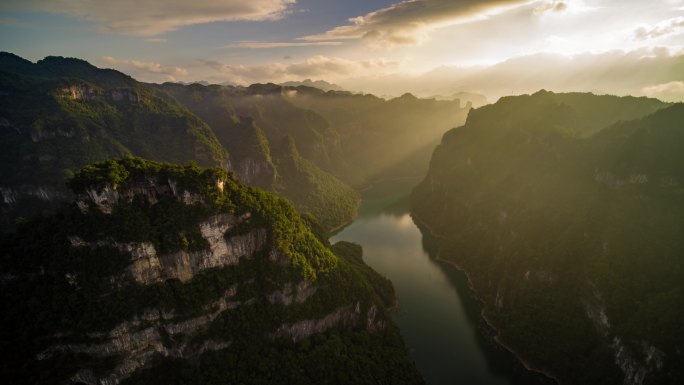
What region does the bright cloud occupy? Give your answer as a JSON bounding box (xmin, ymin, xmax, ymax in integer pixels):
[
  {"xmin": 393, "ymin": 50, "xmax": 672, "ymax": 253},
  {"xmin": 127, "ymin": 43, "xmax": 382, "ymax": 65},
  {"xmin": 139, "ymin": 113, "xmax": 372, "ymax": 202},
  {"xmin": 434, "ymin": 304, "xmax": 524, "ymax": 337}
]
[
  {"xmin": 226, "ymin": 41, "xmax": 343, "ymax": 49},
  {"xmin": 102, "ymin": 56, "xmax": 188, "ymax": 81},
  {"xmin": 339, "ymin": 48, "xmax": 684, "ymax": 101},
  {"xmin": 1, "ymin": 0, "xmax": 296, "ymax": 35},
  {"xmin": 199, "ymin": 56, "xmax": 398, "ymax": 85},
  {"xmin": 641, "ymin": 81, "xmax": 684, "ymax": 101},
  {"xmin": 300, "ymin": 0, "xmax": 531, "ymax": 46},
  {"xmin": 634, "ymin": 17, "xmax": 684, "ymax": 40},
  {"xmin": 533, "ymin": 1, "xmax": 568, "ymax": 15}
]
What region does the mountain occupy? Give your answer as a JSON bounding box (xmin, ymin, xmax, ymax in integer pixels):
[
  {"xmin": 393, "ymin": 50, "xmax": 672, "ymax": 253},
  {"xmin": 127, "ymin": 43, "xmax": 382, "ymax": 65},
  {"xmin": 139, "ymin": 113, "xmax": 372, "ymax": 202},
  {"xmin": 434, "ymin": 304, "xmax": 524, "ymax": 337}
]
[
  {"xmin": 285, "ymin": 88, "xmax": 471, "ymax": 185},
  {"xmin": 271, "ymin": 135, "xmax": 360, "ymax": 231},
  {"xmin": 430, "ymin": 91, "xmax": 488, "ymax": 108},
  {"xmin": 0, "ymin": 53, "xmax": 227, "ymax": 229},
  {"xmin": 412, "ymin": 91, "xmax": 680, "ymax": 385},
  {"xmin": 161, "ymin": 80, "xmax": 470, "ymax": 188},
  {"xmin": 0, "ymin": 54, "xmax": 361, "ymax": 232},
  {"xmin": 155, "ymin": 79, "xmax": 469, "ymax": 225},
  {"xmin": 0, "ymin": 158, "xmax": 423, "ymax": 384},
  {"xmin": 280, "ymin": 79, "xmax": 345, "ymax": 92},
  {"xmin": 155, "ymin": 82, "xmax": 360, "ymax": 231},
  {"xmin": 0, "ymin": 52, "xmax": 469, "ymax": 231}
]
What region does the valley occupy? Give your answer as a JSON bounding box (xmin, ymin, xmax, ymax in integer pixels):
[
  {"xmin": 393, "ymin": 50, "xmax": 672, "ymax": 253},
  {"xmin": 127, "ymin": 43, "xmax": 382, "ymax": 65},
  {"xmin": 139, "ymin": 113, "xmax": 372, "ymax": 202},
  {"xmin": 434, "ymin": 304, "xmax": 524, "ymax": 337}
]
[{"xmin": 1, "ymin": 53, "xmax": 683, "ymax": 385}]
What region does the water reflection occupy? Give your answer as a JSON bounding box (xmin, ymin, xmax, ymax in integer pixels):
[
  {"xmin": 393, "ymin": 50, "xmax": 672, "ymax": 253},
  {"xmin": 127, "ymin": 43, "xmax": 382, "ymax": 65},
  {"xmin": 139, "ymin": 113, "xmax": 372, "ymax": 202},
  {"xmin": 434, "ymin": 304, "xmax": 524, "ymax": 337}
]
[{"xmin": 331, "ymin": 179, "xmax": 551, "ymax": 385}]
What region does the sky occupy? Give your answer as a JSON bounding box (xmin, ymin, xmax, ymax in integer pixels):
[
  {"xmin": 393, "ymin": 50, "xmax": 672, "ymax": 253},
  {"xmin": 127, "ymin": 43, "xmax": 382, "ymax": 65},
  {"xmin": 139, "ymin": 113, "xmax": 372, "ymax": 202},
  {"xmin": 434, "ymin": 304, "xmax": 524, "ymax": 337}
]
[{"xmin": 1, "ymin": 0, "xmax": 683, "ymax": 101}]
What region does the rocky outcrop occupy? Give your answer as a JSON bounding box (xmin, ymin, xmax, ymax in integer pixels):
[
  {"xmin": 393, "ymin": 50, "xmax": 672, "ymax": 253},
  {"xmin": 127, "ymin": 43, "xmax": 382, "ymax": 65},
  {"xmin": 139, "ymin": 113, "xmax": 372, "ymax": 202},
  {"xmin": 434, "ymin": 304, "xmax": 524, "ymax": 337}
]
[
  {"xmin": 107, "ymin": 89, "xmax": 139, "ymax": 103},
  {"xmin": 30, "ymin": 124, "xmax": 77, "ymax": 142},
  {"xmin": 0, "ymin": 116, "xmax": 20, "ymax": 134},
  {"xmin": 233, "ymin": 157, "xmax": 277, "ymax": 189},
  {"xmin": 582, "ymin": 284, "xmax": 665, "ymax": 385},
  {"xmin": 267, "ymin": 280, "xmax": 317, "ymax": 305},
  {"xmin": 70, "ymin": 213, "xmax": 268, "ymax": 285},
  {"xmin": 59, "ymin": 84, "xmax": 140, "ymax": 103},
  {"xmin": 273, "ymin": 302, "xmax": 386, "ymax": 343},
  {"xmin": 273, "ymin": 303, "xmax": 362, "ymax": 343},
  {"xmin": 38, "ymin": 286, "xmax": 241, "ymax": 385},
  {"xmin": 60, "ymin": 84, "xmax": 102, "ymax": 101},
  {"xmin": 0, "ymin": 185, "xmax": 66, "ymax": 205},
  {"xmin": 77, "ymin": 177, "xmax": 223, "ymax": 214},
  {"xmin": 127, "ymin": 225, "xmax": 267, "ymax": 285}
]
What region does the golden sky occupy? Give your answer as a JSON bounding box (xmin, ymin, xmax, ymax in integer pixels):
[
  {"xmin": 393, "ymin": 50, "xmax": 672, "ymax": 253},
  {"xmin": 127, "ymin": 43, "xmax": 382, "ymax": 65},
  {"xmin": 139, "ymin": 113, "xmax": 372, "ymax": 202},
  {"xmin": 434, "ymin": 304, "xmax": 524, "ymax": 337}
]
[{"xmin": 2, "ymin": 0, "xmax": 683, "ymax": 100}]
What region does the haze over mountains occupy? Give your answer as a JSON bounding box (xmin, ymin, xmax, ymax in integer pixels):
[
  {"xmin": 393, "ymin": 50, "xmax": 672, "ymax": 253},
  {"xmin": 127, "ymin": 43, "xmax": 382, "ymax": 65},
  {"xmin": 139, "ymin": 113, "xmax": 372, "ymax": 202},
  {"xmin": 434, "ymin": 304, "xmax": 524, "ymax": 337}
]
[
  {"xmin": 1, "ymin": 46, "xmax": 683, "ymax": 385},
  {"xmin": 2, "ymin": 2, "xmax": 684, "ymax": 383},
  {"xmin": 0, "ymin": 53, "xmax": 469, "ymax": 231},
  {"xmin": 413, "ymin": 91, "xmax": 683, "ymax": 384}
]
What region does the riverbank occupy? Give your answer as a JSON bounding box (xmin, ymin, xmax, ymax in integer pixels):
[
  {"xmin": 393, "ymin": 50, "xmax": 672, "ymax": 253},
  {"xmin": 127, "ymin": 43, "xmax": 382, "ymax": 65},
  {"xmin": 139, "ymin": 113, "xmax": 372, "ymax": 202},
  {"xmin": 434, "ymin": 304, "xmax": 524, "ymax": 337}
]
[
  {"xmin": 410, "ymin": 212, "xmax": 562, "ymax": 385},
  {"xmin": 328, "ymin": 176, "xmax": 423, "ymax": 236}
]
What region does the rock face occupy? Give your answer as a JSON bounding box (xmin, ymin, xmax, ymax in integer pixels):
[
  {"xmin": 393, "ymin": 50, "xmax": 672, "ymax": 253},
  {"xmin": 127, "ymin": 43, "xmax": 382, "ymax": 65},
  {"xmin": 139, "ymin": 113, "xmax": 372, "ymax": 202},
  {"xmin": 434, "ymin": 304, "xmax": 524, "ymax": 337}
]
[
  {"xmin": 77, "ymin": 176, "xmax": 218, "ymax": 214},
  {"xmin": 59, "ymin": 84, "xmax": 140, "ymax": 104},
  {"xmin": 38, "ymin": 287, "xmax": 240, "ymax": 385},
  {"xmin": 273, "ymin": 303, "xmax": 362, "ymax": 343},
  {"xmin": 232, "ymin": 156, "xmax": 277, "ymax": 189},
  {"xmin": 69, "ymin": 214, "xmax": 268, "ymax": 286}
]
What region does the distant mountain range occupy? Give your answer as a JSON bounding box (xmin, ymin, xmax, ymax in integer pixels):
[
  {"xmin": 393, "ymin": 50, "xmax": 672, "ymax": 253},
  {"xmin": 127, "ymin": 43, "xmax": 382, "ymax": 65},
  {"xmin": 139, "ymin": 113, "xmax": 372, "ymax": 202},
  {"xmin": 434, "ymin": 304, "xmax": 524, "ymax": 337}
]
[
  {"xmin": 429, "ymin": 91, "xmax": 489, "ymax": 108},
  {"xmin": 280, "ymin": 79, "xmax": 345, "ymax": 92}
]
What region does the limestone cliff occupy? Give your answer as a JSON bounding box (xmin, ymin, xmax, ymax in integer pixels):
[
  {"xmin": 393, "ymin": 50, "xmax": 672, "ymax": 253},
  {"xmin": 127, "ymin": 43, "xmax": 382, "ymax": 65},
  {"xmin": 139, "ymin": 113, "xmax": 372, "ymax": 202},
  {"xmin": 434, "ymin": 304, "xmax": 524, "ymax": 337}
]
[{"xmin": 1, "ymin": 158, "xmax": 422, "ymax": 385}]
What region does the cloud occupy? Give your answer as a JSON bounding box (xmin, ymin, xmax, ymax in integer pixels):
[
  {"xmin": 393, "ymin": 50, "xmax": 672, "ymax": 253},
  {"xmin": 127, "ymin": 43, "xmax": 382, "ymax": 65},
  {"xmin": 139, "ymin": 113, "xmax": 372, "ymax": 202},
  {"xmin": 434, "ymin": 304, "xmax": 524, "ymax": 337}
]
[
  {"xmin": 144, "ymin": 38, "xmax": 167, "ymax": 43},
  {"xmin": 300, "ymin": 0, "xmax": 530, "ymax": 47},
  {"xmin": 641, "ymin": 81, "xmax": 684, "ymax": 101},
  {"xmin": 102, "ymin": 56, "xmax": 188, "ymax": 80},
  {"xmin": 226, "ymin": 41, "xmax": 343, "ymax": 49},
  {"xmin": 533, "ymin": 1, "xmax": 568, "ymax": 15},
  {"xmin": 634, "ymin": 16, "xmax": 684, "ymax": 40},
  {"xmin": 1, "ymin": 0, "xmax": 296, "ymax": 35},
  {"xmin": 338, "ymin": 48, "xmax": 684, "ymax": 102},
  {"xmin": 199, "ymin": 55, "xmax": 398, "ymax": 84}
]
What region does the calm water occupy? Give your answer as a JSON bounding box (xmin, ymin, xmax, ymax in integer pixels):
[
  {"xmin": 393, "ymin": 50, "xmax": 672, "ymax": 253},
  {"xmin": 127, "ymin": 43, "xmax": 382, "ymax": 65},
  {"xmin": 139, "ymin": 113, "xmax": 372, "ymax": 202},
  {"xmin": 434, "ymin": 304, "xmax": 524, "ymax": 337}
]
[{"xmin": 331, "ymin": 179, "xmax": 550, "ymax": 385}]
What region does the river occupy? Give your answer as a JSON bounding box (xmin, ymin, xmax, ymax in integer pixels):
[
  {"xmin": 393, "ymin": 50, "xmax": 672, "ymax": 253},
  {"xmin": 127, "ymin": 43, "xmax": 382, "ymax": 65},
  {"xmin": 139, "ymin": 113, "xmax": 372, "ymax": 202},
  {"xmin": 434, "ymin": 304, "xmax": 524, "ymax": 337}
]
[{"xmin": 331, "ymin": 178, "xmax": 551, "ymax": 385}]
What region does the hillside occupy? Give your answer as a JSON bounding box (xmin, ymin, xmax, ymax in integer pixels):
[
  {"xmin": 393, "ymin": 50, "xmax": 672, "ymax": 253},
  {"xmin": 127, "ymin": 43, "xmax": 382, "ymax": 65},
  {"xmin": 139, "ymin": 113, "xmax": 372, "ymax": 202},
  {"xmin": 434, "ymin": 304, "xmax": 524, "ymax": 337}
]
[
  {"xmin": 286, "ymin": 88, "xmax": 471, "ymax": 185},
  {"xmin": 0, "ymin": 158, "xmax": 423, "ymax": 384},
  {"xmin": 412, "ymin": 91, "xmax": 680, "ymax": 385},
  {"xmin": 156, "ymin": 82, "xmax": 360, "ymax": 231},
  {"xmin": 159, "ymin": 81, "xmax": 470, "ymax": 187}
]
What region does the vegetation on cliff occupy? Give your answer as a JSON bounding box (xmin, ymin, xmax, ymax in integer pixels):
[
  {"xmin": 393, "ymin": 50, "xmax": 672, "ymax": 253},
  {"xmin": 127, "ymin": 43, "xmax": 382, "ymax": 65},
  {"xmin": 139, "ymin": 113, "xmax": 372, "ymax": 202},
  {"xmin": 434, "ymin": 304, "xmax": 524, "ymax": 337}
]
[
  {"xmin": 0, "ymin": 53, "xmax": 227, "ymax": 229},
  {"xmin": 412, "ymin": 91, "xmax": 680, "ymax": 384},
  {"xmin": 1, "ymin": 158, "xmax": 422, "ymax": 384},
  {"xmin": 157, "ymin": 83, "xmax": 361, "ymax": 231}
]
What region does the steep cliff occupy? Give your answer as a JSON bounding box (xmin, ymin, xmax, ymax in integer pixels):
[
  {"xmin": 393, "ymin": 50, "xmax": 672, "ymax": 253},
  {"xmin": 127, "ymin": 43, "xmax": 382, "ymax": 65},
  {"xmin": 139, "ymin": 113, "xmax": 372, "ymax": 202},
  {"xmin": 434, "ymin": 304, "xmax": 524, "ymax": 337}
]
[
  {"xmin": 286, "ymin": 88, "xmax": 471, "ymax": 185},
  {"xmin": 0, "ymin": 53, "xmax": 227, "ymax": 229},
  {"xmin": 1, "ymin": 158, "xmax": 422, "ymax": 385},
  {"xmin": 156, "ymin": 83, "xmax": 360, "ymax": 231},
  {"xmin": 412, "ymin": 91, "xmax": 680, "ymax": 385}
]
